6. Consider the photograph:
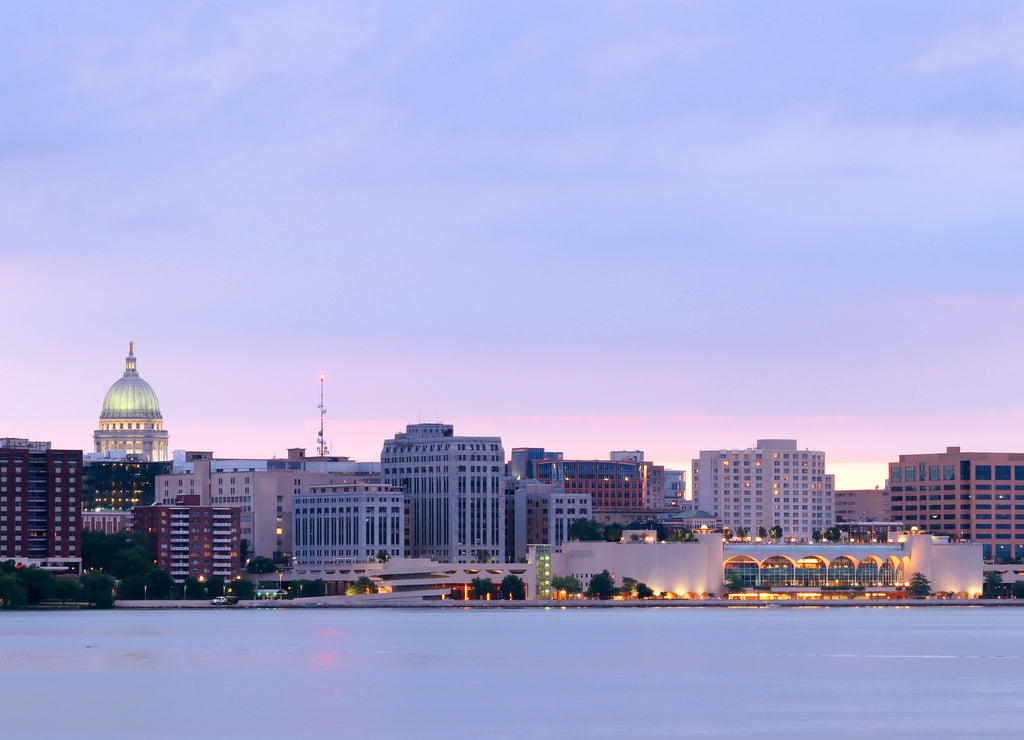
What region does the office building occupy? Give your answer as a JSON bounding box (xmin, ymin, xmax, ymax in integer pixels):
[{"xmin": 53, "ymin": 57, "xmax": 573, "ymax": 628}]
[
  {"xmin": 509, "ymin": 448, "xmax": 562, "ymax": 480},
  {"xmin": 155, "ymin": 448, "xmax": 378, "ymax": 563},
  {"xmin": 534, "ymin": 453, "xmax": 665, "ymax": 522},
  {"xmin": 887, "ymin": 446, "xmax": 1024, "ymax": 561},
  {"xmin": 835, "ymin": 488, "xmax": 890, "ymax": 522},
  {"xmin": 381, "ymin": 423, "xmax": 504, "ymax": 563},
  {"xmin": 293, "ymin": 483, "xmax": 405, "ymax": 564},
  {"xmin": 82, "ymin": 457, "xmax": 171, "ymax": 510}
]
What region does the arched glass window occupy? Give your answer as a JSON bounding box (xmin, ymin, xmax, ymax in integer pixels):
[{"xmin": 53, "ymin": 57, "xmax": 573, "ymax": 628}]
[
  {"xmin": 856, "ymin": 557, "xmax": 881, "ymax": 586},
  {"xmin": 829, "ymin": 556, "xmax": 856, "ymax": 586},
  {"xmin": 794, "ymin": 556, "xmax": 827, "ymax": 587},
  {"xmin": 761, "ymin": 556, "xmax": 795, "ymax": 587},
  {"xmin": 724, "ymin": 556, "xmax": 760, "ymax": 587}
]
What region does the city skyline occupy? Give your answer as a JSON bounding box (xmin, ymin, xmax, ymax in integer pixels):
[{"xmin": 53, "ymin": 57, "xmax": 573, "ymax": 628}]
[{"xmin": 3, "ymin": 3, "xmax": 1023, "ymax": 489}]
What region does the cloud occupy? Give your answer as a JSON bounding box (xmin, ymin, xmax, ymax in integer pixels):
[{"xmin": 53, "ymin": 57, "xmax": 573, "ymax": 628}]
[
  {"xmin": 909, "ymin": 8, "xmax": 1024, "ymax": 73},
  {"xmin": 585, "ymin": 31, "xmax": 724, "ymax": 75}
]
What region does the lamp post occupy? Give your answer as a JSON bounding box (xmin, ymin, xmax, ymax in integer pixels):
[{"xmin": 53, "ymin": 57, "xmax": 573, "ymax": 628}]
[{"xmin": 144, "ymin": 584, "xmax": 148, "ymax": 601}]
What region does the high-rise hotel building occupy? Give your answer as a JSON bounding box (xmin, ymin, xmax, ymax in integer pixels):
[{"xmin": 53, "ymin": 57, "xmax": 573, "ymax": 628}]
[
  {"xmin": 693, "ymin": 439, "xmax": 834, "ymax": 541},
  {"xmin": 381, "ymin": 423, "xmax": 504, "ymax": 563},
  {"xmin": 887, "ymin": 446, "xmax": 1024, "ymax": 561}
]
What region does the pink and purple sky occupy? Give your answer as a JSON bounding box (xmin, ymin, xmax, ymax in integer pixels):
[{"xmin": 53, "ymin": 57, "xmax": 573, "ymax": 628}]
[{"xmin": 3, "ymin": 3, "xmax": 1024, "ymax": 489}]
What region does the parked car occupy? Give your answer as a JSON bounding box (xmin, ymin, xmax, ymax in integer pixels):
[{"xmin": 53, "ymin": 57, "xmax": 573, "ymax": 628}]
[{"xmin": 210, "ymin": 596, "xmax": 227, "ymax": 605}]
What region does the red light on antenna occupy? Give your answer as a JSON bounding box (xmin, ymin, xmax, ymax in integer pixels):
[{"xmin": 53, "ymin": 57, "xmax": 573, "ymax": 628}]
[{"xmin": 319, "ymin": 373, "xmax": 326, "ymax": 381}]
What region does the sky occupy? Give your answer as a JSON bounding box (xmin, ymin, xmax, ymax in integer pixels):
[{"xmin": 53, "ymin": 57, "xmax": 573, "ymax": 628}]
[{"xmin": 3, "ymin": 2, "xmax": 1024, "ymax": 490}]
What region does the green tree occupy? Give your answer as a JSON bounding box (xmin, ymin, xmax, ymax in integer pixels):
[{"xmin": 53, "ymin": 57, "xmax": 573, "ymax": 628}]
[
  {"xmin": 635, "ymin": 582, "xmax": 655, "ymax": 599},
  {"xmin": 375, "ymin": 550, "xmax": 390, "ymax": 563},
  {"xmin": 722, "ymin": 527, "xmax": 733, "ymax": 540},
  {"xmin": 724, "ymin": 571, "xmax": 746, "ymax": 593},
  {"xmin": 81, "ymin": 571, "xmax": 116, "ymax": 609},
  {"xmin": 227, "ymin": 579, "xmax": 255, "ymax": 600},
  {"xmin": 908, "ymin": 572, "xmax": 932, "ymax": 599},
  {"xmin": 473, "ymin": 549, "xmax": 493, "ymax": 564},
  {"xmin": 668, "ymin": 528, "xmax": 695, "ymax": 542},
  {"xmin": 550, "ymin": 575, "xmax": 583, "ymax": 594},
  {"xmin": 983, "ymin": 570, "xmax": 1005, "ymax": 599},
  {"xmin": 603, "ymin": 523, "xmax": 624, "ymax": 542},
  {"xmin": 586, "ymin": 570, "xmax": 617, "ymax": 600},
  {"xmin": 812, "ymin": 530, "xmax": 823, "ymax": 543},
  {"xmin": 205, "ymin": 576, "xmax": 225, "ymax": 597},
  {"xmin": 824, "ymin": 527, "xmax": 842, "ymax": 543},
  {"xmin": 620, "ymin": 577, "xmax": 639, "ymax": 598},
  {"xmin": 246, "ymin": 556, "xmax": 277, "ymax": 574},
  {"xmin": 567, "ymin": 518, "xmax": 604, "ymax": 541},
  {"xmin": 144, "ymin": 568, "xmax": 174, "ymax": 600},
  {"xmin": 181, "ymin": 576, "xmax": 206, "ymax": 600},
  {"xmin": 110, "ymin": 547, "xmax": 153, "ymax": 580},
  {"xmin": 500, "ymin": 574, "xmax": 527, "ymax": 600},
  {"xmin": 624, "ymin": 519, "xmax": 668, "ymax": 541},
  {"xmin": 735, "ymin": 527, "xmax": 750, "ymax": 541},
  {"xmin": 756, "ymin": 527, "xmax": 768, "ymax": 540},
  {"xmin": 19, "ymin": 566, "xmax": 55, "ymax": 605},
  {"xmin": 0, "ymin": 572, "xmax": 27, "ymax": 609},
  {"xmin": 470, "ymin": 577, "xmax": 496, "ymax": 600},
  {"xmin": 346, "ymin": 576, "xmax": 377, "ymax": 595},
  {"xmin": 1011, "ymin": 580, "xmax": 1024, "ymax": 599},
  {"xmin": 769, "ymin": 525, "xmax": 783, "ymax": 540},
  {"xmin": 117, "ymin": 574, "xmax": 147, "ymax": 599},
  {"xmin": 53, "ymin": 577, "xmax": 83, "ymax": 605}
]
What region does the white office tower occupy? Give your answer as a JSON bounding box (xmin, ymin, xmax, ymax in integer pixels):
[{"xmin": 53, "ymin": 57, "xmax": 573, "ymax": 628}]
[
  {"xmin": 693, "ymin": 439, "xmax": 834, "ymax": 541},
  {"xmin": 381, "ymin": 423, "xmax": 505, "ymax": 562}
]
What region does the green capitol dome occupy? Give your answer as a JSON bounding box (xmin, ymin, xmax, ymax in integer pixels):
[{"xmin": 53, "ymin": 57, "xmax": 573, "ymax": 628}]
[
  {"xmin": 94, "ymin": 342, "xmax": 169, "ymax": 461},
  {"xmin": 101, "ymin": 344, "xmax": 162, "ymax": 419}
]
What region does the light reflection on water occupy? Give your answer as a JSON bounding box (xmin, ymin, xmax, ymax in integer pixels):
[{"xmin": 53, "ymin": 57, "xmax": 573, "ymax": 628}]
[{"xmin": 2, "ymin": 607, "xmax": 1023, "ymax": 739}]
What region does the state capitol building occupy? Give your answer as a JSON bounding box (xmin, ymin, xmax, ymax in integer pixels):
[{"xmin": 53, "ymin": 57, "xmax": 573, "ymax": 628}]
[{"xmin": 92, "ymin": 342, "xmax": 169, "ymax": 462}]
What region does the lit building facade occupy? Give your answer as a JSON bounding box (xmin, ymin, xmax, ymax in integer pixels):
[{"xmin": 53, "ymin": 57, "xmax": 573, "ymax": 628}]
[
  {"xmin": 0, "ymin": 438, "xmax": 82, "ymax": 570},
  {"xmin": 82, "ymin": 458, "xmax": 171, "ymax": 510},
  {"xmin": 887, "ymin": 446, "xmax": 1024, "ymax": 561},
  {"xmin": 509, "ymin": 448, "xmax": 563, "ymax": 480},
  {"xmin": 381, "ymin": 423, "xmax": 505, "ymax": 563},
  {"xmin": 293, "ymin": 484, "xmax": 405, "ymax": 564},
  {"xmin": 133, "ymin": 494, "xmax": 240, "ymax": 582},
  {"xmin": 693, "ymin": 439, "xmax": 834, "ymax": 542},
  {"xmin": 534, "ymin": 454, "xmax": 665, "ymax": 520},
  {"xmin": 554, "ymin": 533, "xmax": 982, "ymax": 600},
  {"xmin": 93, "ymin": 343, "xmax": 169, "ymax": 461}
]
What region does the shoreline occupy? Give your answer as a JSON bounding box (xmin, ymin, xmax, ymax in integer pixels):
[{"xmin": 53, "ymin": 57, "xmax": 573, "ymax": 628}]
[{"xmin": 111, "ymin": 597, "xmax": 1024, "ymax": 609}]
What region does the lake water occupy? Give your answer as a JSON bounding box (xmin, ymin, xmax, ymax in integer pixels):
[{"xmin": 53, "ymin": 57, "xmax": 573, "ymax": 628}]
[{"xmin": 2, "ymin": 606, "xmax": 1022, "ymax": 739}]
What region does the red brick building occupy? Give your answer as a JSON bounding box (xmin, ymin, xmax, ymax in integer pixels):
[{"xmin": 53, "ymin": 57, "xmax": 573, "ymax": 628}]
[
  {"xmin": 0, "ymin": 438, "xmax": 82, "ymax": 569},
  {"xmin": 133, "ymin": 495, "xmax": 240, "ymax": 582}
]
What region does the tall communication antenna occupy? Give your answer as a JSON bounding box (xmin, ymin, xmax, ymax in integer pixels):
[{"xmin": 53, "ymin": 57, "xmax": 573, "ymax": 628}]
[{"xmin": 317, "ymin": 373, "xmax": 329, "ymax": 457}]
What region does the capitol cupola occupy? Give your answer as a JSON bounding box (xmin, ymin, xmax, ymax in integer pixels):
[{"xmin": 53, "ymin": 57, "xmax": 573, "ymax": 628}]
[{"xmin": 93, "ymin": 341, "xmax": 169, "ymax": 461}]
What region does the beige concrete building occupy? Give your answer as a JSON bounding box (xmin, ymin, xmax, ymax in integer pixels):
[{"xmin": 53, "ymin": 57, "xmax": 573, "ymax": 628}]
[{"xmin": 554, "ymin": 533, "xmax": 982, "ymax": 599}]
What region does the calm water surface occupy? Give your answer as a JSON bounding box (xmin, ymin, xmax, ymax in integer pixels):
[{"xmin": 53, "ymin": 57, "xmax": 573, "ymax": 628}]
[{"xmin": 2, "ymin": 606, "xmax": 1022, "ymax": 739}]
